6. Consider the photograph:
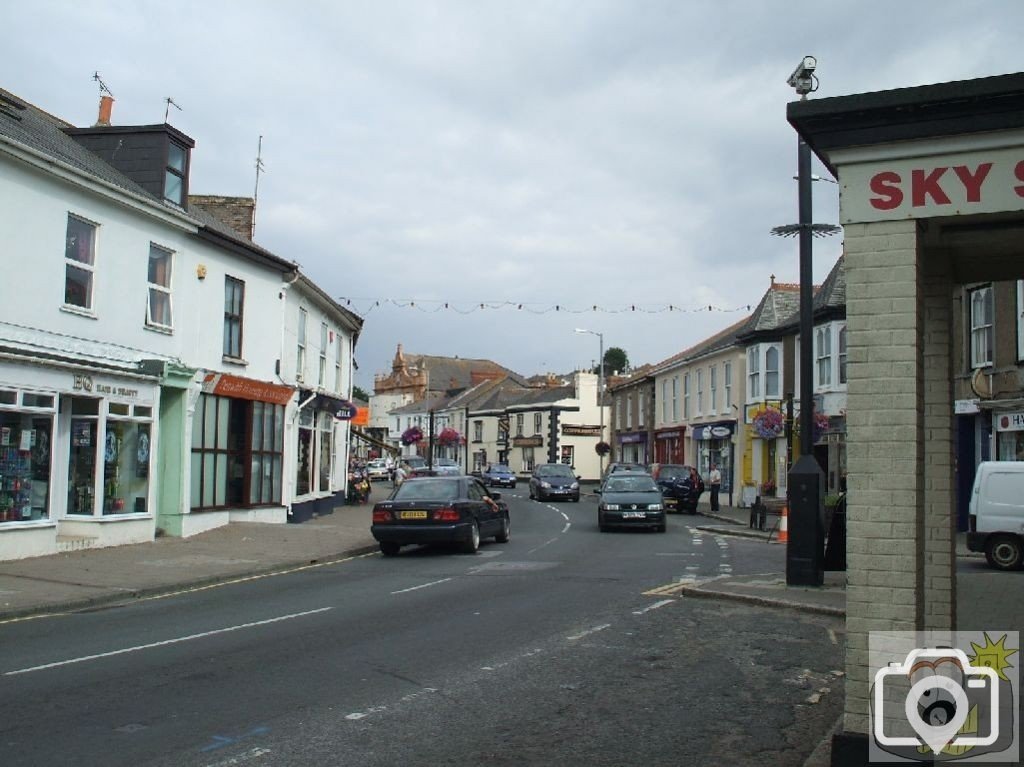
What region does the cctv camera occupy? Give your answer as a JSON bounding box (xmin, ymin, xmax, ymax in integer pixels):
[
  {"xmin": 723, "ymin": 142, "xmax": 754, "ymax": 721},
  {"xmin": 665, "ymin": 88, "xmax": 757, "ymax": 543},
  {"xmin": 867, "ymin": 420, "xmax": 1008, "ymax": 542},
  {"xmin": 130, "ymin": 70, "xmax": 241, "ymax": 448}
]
[{"xmin": 786, "ymin": 55, "xmax": 817, "ymax": 97}]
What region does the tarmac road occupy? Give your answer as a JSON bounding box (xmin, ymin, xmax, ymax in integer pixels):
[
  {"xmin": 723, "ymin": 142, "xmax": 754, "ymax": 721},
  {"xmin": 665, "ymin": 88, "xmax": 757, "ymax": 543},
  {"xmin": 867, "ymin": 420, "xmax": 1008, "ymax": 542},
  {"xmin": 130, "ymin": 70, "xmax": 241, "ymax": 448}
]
[{"xmin": 0, "ymin": 490, "xmax": 843, "ymax": 767}]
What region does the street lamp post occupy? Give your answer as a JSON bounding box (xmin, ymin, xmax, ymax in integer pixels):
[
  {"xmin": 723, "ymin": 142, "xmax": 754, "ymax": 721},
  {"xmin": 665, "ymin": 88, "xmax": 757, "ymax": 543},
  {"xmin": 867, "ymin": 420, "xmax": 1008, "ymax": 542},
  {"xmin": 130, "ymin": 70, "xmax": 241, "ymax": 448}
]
[
  {"xmin": 574, "ymin": 328, "xmax": 605, "ymax": 474},
  {"xmin": 770, "ymin": 55, "xmax": 839, "ymax": 587}
]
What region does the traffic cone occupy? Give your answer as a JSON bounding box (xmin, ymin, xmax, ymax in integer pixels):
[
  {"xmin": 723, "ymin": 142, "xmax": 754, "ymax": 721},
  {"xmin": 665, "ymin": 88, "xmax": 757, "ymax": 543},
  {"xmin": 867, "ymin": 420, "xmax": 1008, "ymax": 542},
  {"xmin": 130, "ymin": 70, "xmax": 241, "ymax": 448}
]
[{"xmin": 777, "ymin": 504, "xmax": 789, "ymax": 543}]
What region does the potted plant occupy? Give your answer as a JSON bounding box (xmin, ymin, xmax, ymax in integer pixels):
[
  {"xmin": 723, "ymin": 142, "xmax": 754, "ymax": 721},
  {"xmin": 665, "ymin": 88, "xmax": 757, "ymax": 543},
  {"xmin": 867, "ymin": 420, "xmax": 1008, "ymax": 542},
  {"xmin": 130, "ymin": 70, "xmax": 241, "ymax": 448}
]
[{"xmin": 761, "ymin": 478, "xmax": 777, "ymax": 497}]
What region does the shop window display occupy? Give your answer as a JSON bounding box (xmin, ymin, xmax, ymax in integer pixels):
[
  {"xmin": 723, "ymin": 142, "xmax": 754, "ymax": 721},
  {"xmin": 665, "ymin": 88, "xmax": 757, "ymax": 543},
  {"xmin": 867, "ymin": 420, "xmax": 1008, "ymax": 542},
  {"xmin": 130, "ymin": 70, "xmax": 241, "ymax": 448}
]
[
  {"xmin": 0, "ymin": 414, "xmax": 53, "ymax": 522},
  {"xmin": 102, "ymin": 419, "xmax": 151, "ymax": 514}
]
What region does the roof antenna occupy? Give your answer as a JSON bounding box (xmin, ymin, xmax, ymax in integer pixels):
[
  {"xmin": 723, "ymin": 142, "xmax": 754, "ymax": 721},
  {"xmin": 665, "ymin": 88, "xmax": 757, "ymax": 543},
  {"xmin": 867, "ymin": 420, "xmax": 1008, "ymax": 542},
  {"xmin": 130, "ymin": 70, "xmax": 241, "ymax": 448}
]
[
  {"xmin": 164, "ymin": 97, "xmax": 182, "ymax": 123},
  {"xmin": 253, "ymin": 135, "xmax": 266, "ymax": 237},
  {"xmin": 93, "ymin": 71, "xmax": 114, "ymax": 97}
]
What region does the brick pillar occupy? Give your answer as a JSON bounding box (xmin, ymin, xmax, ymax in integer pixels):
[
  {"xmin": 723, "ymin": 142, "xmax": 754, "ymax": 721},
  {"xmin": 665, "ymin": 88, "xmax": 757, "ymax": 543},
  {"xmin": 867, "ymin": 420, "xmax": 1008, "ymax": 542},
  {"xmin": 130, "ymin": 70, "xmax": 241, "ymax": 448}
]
[{"xmin": 840, "ymin": 218, "xmax": 957, "ymax": 745}]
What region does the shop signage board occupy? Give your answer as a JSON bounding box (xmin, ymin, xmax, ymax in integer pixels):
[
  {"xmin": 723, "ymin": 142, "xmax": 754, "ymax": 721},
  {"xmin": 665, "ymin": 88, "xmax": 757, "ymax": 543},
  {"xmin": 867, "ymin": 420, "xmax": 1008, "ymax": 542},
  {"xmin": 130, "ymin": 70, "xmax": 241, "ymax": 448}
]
[
  {"xmin": 512, "ymin": 435, "xmax": 543, "ymax": 447},
  {"xmin": 838, "ymin": 145, "xmax": 1024, "ymax": 224},
  {"xmin": 995, "ymin": 411, "xmax": 1024, "ymax": 432},
  {"xmin": 954, "ymin": 399, "xmax": 981, "ymax": 415},
  {"xmin": 202, "ymin": 373, "xmax": 294, "ymax": 406},
  {"xmin": 562, "ymin": 424, "xmax": 601, "ymax": 437}
]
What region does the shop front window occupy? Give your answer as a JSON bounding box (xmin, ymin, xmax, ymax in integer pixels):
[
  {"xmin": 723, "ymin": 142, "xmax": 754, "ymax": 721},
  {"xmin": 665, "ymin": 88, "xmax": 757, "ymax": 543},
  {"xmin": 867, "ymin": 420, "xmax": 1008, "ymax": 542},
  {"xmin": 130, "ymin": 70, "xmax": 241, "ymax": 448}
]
[
  {"xmin": 102, "ymin": 415, "xmax": 151, "ymax": 514},
  {"xmin": 318, "ymin": 412, "xmax": 334, "ymax": 491},
  {"xmin": 1, "ymin": 405, "xmax": 54, "ymax": 522},
  {"xmin": 192, "ymin": 394, "xmax": 283, "ymax": 510},
  {"xmin": 296, "ymin": 408, "xmax": 314, "ymax": 496},
  {"xmin": 522, "ymin": 447, "xmax": 535, "ymax": 472},
  {"xmin": 68, "ymin": 397, "xmax": 100, "ymax": 515}
]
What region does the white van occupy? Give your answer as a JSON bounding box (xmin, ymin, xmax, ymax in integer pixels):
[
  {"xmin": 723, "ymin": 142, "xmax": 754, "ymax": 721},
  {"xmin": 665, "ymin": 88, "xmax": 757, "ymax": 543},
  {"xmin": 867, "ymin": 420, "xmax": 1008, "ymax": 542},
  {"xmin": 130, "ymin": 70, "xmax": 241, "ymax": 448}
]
[{"xmin": 967, "ymin": 461, "xmax": 1024, "ymax": 570}]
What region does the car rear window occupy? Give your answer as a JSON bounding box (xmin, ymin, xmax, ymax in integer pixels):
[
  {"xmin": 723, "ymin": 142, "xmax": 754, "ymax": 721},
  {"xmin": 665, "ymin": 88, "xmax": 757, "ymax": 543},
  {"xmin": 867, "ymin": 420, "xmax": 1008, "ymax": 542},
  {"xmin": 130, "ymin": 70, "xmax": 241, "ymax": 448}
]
[
  {"xmin": 393, "ymin": 478, "xmax": 459, "ymax": 501},
  {"xmin": 605, "ymin": 477, "xmax": 659, "ymax": 493}
]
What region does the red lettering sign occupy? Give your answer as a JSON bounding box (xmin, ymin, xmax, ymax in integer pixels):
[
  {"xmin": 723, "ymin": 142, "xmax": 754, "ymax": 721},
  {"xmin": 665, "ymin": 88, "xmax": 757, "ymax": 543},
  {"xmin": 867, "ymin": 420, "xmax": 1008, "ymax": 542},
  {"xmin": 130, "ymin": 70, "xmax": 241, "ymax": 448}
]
[
  {"xmin": 1015, "ymin": 160, "xmax": 1024, "ymax": 198},
  {"xmin": 912, "ymin": 167, "xmax": 951, "ymax": 207},
  {"xmin": 869, "ymin": 171, "xmax": 903, "ymax": 210},
  {"xmin": 953, "ymin": 163, "xmax": 992, "ymax": 202}
]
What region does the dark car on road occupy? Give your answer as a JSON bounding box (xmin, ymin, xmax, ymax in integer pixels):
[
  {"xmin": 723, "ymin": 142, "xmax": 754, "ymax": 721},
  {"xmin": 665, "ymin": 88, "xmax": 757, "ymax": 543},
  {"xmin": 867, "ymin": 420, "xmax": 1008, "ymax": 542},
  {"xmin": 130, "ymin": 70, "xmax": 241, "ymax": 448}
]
[
  {"xmin": 400, "ymin": 455, "xmax": 430, "ymax": 478},
  {"xmin": 371, "ymin": 476, "xmax": 509, "ymax": 556},
  {"xmin": 649, "ymin": 463, "xmax": 703, "ymax": 514},
  {"xmin": 529, "ymin": 463, "xmax": 580, "ymax": 502},
  {"xmin": 603, "ymin": 462, "xmax": 648, "ymax": 479},
  {"xmin": 481, "ymin": 464, "xmax": 517, "ymax": 488},
  {"xmin": 597, "ymin": 471, "xmax": 666, "ymax": 532}
]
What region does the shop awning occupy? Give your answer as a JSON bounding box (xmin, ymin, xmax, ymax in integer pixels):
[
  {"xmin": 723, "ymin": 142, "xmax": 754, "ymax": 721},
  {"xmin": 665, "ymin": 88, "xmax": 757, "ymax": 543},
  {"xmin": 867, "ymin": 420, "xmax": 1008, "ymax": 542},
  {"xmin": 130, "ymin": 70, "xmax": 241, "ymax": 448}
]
[{"xmin": 351, "ymin": 427, "xmax": 400, "ymax": 455}]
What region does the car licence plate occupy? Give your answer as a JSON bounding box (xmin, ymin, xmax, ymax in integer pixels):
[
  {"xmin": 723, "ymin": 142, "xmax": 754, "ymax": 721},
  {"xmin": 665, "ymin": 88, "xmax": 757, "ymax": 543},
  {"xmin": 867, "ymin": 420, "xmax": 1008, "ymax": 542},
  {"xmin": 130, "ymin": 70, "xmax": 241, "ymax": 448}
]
[
  {"xmin": 622, "ymin": 511, "xmax": 646, "ymax": 519},
  {"xmin": 400, "ymin": 510, "xmax": 428, "ymax": 519}
]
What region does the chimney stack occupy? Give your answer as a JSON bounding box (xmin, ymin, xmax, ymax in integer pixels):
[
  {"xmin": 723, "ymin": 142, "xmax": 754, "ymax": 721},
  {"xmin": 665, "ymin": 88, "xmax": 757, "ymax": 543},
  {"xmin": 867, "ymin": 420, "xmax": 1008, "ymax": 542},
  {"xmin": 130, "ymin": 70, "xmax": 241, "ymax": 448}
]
[{"xmin": 95, "ymin": 95, "xmax": 114, "ymax": 127}]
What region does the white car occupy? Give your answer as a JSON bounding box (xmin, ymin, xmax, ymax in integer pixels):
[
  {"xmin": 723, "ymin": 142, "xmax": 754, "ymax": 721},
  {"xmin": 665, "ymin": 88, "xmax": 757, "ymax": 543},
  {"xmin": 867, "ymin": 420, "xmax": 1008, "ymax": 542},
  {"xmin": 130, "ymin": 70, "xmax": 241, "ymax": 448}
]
[{"xmin": 366, "ymin": 460, "xmax": 391, "ymax": 481}]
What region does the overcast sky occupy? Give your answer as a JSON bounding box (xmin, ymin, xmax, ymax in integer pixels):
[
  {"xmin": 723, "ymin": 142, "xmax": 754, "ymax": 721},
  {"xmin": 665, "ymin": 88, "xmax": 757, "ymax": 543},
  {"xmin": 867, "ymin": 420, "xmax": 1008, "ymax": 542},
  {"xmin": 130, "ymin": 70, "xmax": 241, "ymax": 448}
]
[{"xmin": 6, "ymin": 2, "xmax": 1023, "ymax": 391}]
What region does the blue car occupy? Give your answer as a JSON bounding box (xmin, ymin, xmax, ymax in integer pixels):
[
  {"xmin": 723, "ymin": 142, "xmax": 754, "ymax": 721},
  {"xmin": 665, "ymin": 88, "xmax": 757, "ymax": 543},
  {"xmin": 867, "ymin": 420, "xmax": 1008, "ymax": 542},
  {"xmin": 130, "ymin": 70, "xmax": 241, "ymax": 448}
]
[{"xmin": 481, "ymin": 464, "xmax": 517, "ymax": 488}]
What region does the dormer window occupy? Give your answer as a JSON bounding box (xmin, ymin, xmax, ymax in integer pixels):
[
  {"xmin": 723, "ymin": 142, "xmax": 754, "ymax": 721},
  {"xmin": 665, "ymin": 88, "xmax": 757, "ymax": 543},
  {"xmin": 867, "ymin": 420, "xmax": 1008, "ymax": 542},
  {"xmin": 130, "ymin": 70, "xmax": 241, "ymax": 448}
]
[{"xmin": 164, "ymin": 142, "xmax": 187, "ymax": 205}]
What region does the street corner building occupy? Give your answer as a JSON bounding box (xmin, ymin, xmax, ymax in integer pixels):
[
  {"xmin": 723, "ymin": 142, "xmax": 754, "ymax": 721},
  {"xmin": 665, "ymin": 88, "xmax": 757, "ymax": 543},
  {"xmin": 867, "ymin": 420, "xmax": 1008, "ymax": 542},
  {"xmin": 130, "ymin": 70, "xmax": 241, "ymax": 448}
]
[{"xmin": 0, "ymin": 86, "xmax": 362, "ymax": 561}]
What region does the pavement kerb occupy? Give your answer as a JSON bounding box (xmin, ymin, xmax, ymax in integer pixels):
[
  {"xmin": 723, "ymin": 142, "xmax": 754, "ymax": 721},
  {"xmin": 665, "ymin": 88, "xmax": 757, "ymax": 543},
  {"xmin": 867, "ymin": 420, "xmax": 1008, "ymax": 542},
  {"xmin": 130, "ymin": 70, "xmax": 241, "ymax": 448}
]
[
  {"xmin": 675, "ymin": 583, "xmax": 846, "ymax": 617},
  {"xmin": 695, "ymin": 524, "xmax": 775, "ymax": 542},
  {"xmin": 0, "ymin": 542, "xmax": 381, "ymax": 623}
]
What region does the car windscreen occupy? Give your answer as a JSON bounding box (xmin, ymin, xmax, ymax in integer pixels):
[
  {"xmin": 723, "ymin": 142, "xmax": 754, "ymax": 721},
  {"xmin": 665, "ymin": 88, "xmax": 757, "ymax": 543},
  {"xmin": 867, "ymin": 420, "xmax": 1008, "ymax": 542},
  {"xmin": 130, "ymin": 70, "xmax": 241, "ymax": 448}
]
[
  {"xmin": 657, "ymin": 466, "xmax": 687, "ymax": 481},
  {"xmin": 392, "ymin": 478, "xmax": 460, "ymax": 502},
  {"xmin": 605, "ymin": 477, "xmax": 659, "ymax": 493},
  {"xmin": 491, "ymin": 465, "xmax": 511, "ymax": 472},
  {"xmin": 538, "ymin": 465, "xmax": 574, "ymax": 477}
]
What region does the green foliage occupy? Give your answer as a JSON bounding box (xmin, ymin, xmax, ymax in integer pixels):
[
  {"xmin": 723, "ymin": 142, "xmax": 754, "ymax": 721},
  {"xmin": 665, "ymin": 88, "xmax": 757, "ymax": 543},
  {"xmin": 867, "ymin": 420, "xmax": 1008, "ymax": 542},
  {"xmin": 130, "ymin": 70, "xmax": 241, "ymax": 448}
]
[
  {"xmin": 352, "ymin": 385, "xmax": 370, "ymax": 402},
  {"xmin": 598, "ymin": 347, "xmax": 629, "ymax": 376}
]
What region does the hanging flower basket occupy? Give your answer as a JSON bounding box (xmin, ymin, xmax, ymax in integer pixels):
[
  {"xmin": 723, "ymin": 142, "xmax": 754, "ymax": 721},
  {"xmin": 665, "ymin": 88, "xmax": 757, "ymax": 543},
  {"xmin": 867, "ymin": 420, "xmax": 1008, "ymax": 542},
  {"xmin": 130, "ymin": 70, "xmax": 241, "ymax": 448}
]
[
  {"xmin": 400, "ymin": 426, "xmax": 423, "ymax": 446},
  {"xmin": 437, "ymin": 427, "xmax": 462, "ymax": 447},
  {"xmin": 595, "ymin": 441, "xmax": 611, "ymax": 456},
  {"xmin": 796, "ymin": 411, "xmax": 831, "ymax": 442},
  {"xmin": 751, "ymin": 406, "xmax": 784, "ymax": 439},
  {"xmin": 761, "ymin": 478, "xmax": 777, "ymax": 497}
]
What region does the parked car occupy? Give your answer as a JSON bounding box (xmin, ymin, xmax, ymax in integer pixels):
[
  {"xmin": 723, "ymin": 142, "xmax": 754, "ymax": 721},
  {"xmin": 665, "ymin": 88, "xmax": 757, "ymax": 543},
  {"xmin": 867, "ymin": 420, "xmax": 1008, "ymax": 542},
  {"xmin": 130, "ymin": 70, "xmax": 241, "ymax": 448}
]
[
  {"xmin": 603, "ymin": 462, "xmax": 648, "ymax": 478},
  {"xmin": 366, "ymin": 459, "xmax": 390, "ymax": 481},
  {"xmin": 967, "ymin": 460, "xmax": 1024, "ymax": 570},
  {"xmin": 529, "ymin": 463, "xmax": 580, "ymax": 502},
  {"xmin": 596, "ymin": 471, "xmax": 666, "ymax": 532},
  {"xmin": 401, "ymin": 455, "xmax": 430, "ymax": 477},
  {"xmin": 481, "ymin": 464, "xmax": 517, "ymax": 488},
  {"xmin": 433, "ymin": 458, "xmax": 462, "ymax": 476},
  {"xmin": 371, "ymin": 476, "xmax": 510, "ymax": 556},
  {"xmin": 649, "ymin": 463, "xmax": 703, "ymax": 513}
]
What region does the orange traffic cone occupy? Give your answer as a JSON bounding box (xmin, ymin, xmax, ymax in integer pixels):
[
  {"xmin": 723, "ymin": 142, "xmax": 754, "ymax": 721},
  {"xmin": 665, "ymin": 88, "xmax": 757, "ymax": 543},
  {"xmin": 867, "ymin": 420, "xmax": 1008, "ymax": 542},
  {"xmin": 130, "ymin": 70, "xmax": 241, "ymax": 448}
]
[{"xmin": 777, "ymin": 504, "xmax": 789, "ymax": 543}]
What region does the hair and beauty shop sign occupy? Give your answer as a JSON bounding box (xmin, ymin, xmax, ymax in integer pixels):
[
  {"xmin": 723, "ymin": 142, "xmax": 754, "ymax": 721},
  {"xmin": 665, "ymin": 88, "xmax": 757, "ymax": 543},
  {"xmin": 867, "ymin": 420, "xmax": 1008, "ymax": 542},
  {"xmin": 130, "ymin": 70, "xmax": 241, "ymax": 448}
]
[{"xmin": 838, "ymin": 145, "xmax": 1024, "ymax": 224}]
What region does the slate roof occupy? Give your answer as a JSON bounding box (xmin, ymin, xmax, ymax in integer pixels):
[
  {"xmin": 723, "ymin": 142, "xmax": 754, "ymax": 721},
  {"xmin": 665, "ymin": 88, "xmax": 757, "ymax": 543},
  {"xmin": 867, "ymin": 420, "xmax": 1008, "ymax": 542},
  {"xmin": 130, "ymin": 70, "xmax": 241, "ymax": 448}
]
[
  {"xmin": 773, "ymin": 255, "xmax": 846, "ymax": 334},
  {"xmin": 0, "ymin": 87, "xmax": 297, "ymax": 274},
  {"xmin": 650, "ymin": 314, "xmax": 753, "ymax": 375},
  {"xmin": 401, "ymin": 354, "xmax": 527, "ymax": 393},
  {"xmin": 0, "ymin": 88, "xmax": 159, "ymax": 201}
]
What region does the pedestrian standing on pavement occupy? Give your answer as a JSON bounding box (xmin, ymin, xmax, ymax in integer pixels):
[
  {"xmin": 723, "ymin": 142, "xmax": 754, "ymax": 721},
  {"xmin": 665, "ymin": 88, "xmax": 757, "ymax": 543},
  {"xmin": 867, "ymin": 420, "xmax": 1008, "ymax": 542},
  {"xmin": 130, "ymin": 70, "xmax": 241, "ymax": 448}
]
[{"xmin": 709, "ymin": 463, "xmax": 722, "ymax": 512}]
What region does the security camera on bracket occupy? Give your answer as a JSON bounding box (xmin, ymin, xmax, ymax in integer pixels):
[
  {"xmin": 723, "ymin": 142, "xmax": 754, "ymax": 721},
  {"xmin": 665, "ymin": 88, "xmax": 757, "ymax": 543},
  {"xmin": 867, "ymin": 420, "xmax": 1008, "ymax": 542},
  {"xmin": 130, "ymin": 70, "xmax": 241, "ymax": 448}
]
[{"xmin": 786, "ymin": 55, "xmax": 817, "ymax": 98}]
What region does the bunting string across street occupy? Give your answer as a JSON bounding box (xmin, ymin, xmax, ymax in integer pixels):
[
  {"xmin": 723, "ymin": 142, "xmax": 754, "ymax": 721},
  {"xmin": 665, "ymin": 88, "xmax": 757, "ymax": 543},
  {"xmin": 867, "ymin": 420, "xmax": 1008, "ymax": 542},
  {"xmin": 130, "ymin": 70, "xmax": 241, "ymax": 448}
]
[{"xmin": 337, "ymin": 296, "xmax": 754, "ymax": 316}]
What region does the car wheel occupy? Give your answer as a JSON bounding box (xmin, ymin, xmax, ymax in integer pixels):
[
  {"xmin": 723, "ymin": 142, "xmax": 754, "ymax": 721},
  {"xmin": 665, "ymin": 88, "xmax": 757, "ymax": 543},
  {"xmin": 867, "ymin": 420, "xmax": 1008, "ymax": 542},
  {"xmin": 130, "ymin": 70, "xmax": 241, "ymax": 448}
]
[
  {"xmin": 985, "ymin": 534, "xmax": 1024, "ymax": 571},
  {"xmin": 462, "ymin": 520, "xmax": 481, "ymax": 553},
  {"xmin": 380, "ymin": 542, "xmax": 401, "ymax": 557},
  {"xmin": 572, "ymin": 494, "xmax": 579, "ymax": 502},
  {"xmin": 528, "ymin": 486, "xmax": 535, "ymax": 500},
  {"xmin": 657, "ymin": 523, "xmax": 666, "ymax": 533},
  {"xmin": 511, "ymin": 482, "xmax": 517, "ymax": 489},
  {"xmin": 495, "ymin": 515, "xmax": 510, "ymax": 543}
]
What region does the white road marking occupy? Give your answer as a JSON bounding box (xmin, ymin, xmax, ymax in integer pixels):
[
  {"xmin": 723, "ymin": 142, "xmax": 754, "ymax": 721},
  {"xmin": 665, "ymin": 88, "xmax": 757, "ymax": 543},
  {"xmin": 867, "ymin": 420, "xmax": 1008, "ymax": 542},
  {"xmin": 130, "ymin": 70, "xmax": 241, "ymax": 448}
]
[
  {"xmin": 344, "ymin": 687, "xmax": 439, "ymax": 721},
  {"xmin": 527, "ymin": 537, "xmax": 559, "ymax": 555},
  {"xmin": 390, "ymin": 578, "xmax": 452, "ymax": 595},
  {"xmin": 633, "ymin": 599, "xmax": 674, "ymax": 615},
  {"xmin": 204, "ymin": 747, "xmax": 273, "ymax": 766},
  {"xmin": 567, "ymin": 623, "xmax": 611, "ymax": 641},
  {"xmin": 4, "ymin": 607, "xmax": 333, "ymax": 676}
]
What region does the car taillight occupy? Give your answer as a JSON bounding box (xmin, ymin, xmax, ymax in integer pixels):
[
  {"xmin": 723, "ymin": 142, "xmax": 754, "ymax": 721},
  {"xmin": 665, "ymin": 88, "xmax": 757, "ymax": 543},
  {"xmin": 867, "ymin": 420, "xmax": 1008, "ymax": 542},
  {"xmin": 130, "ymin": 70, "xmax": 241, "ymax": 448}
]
[
  {"xmin": 372, "ymin": 508, "xmax": 392, "ymax": 523},
  {"xmin": 433, "ymin": 508, "xmax": 460, "ymax": 521}
]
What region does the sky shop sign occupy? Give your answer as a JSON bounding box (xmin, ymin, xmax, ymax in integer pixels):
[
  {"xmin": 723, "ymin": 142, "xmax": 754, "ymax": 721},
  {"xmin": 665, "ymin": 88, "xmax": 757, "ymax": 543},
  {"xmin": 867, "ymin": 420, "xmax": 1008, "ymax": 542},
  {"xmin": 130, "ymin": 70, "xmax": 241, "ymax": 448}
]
[{"xmin": 840, "ymin": 145, "xmax": 1024, "ymax": 224}]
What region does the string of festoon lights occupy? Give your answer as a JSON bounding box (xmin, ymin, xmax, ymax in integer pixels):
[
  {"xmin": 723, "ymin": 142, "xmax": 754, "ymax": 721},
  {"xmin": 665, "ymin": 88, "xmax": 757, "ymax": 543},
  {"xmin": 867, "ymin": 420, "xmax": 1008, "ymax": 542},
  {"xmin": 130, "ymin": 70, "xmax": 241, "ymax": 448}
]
[{"xmin": 337, "ymin": 297, "xmax": 754, "ymax": 316}]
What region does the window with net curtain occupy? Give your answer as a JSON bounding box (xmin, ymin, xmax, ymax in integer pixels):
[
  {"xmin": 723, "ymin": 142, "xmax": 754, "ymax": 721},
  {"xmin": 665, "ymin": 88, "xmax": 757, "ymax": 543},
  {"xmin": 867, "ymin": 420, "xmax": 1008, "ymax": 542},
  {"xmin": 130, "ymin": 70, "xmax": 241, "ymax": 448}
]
[{"xmin": 970, "ymin": 286, "xmax": 993, "ymax": 368}]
